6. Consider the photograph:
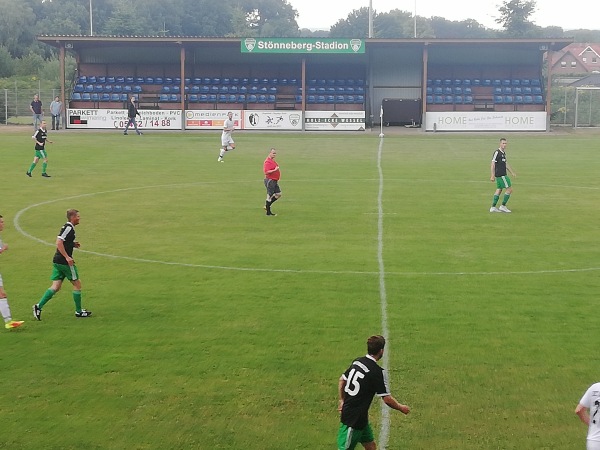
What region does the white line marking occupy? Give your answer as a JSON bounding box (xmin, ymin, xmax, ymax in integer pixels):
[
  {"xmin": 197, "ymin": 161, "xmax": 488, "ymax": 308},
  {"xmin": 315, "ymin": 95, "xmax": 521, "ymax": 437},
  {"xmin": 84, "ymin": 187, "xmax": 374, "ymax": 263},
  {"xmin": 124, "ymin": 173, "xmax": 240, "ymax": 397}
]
[
  {"xmin": 13, "ymin": 185, "xmax": 600, "ymax": 276},
  {"xmin": 377, "ymin": 136, "xmax": 391, "ymax": 449}
]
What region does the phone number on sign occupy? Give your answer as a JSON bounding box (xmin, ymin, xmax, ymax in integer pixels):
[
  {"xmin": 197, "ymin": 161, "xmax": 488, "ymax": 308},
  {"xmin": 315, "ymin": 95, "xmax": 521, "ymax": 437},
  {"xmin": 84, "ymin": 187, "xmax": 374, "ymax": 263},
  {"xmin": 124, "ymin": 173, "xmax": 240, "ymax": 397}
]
[{"xmin": 114, "ymin": 119, "xmax": 176, "ymax": 128}]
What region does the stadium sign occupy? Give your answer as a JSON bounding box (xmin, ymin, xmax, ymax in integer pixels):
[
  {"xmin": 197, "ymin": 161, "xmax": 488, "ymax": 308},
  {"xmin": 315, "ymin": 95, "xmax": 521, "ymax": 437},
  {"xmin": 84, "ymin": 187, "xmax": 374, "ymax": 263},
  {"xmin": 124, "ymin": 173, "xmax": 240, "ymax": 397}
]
[
  {"xmin": 425, "ymin": 112, "xmax": 547, "ymax": 131},
  {"xmin": 241, "ymin": 38, "xmax": 364, "ymax": 54},
  {"xmin": 243, "ymin": 110, "xmax": 302, "ymax": 130},
  {"xmin": 304, "ymin": 111, "xmax": 366, "ymax": 131},
  {"xmin": 67, "ymin": 108, "xmax": 182, "ymax": 129},
  {"xmin": 185, "ymin": 110, "xmax": 242, "ymax": 129}
]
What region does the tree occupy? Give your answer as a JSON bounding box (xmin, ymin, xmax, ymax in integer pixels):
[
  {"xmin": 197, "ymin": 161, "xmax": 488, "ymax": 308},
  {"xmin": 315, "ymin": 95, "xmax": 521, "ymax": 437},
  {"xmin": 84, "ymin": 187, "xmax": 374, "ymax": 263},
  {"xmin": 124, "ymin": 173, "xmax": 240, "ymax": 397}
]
[
  {"xmin": 496, "ymin": 0, "xmax": 538, "ymax": 37},
  {"xmin": 0, "ymin": 45, "xmax": 15, "ymax": 77},
  {"xmin": 0, "ymin": 0, "xmax": 36, "ymax": 57},
  {"xmin": 329, "ymin": 7, "xmax": 371, "ymax": 38},
  {"xmin": 233, "ymin": 0, "xmax": 299, "ymax": 37}
]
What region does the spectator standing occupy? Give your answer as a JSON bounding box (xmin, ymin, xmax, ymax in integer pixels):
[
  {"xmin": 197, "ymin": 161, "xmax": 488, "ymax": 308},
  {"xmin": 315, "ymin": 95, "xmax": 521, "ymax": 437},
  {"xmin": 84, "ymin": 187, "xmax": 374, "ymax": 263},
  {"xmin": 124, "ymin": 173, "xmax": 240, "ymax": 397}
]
[
  {"xmin": 50, "ymin": 96, "xmax": 63, "ymax": 130},
  {"xmin": 30, "ymin": 94, "xmax": 43, "ymax": 130}
]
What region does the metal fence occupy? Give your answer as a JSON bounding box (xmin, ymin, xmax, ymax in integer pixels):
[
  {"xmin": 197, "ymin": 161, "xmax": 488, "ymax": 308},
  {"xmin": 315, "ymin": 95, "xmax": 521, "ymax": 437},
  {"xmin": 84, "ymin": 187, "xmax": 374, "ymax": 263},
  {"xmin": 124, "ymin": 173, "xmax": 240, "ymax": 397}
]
[
  {"xmin": 549, "ymin": 83, "xmax": 600, "ymax": 128},
  {"xmin": 2, "ymin": 88, "xmax": 62, "ymax": 126}
]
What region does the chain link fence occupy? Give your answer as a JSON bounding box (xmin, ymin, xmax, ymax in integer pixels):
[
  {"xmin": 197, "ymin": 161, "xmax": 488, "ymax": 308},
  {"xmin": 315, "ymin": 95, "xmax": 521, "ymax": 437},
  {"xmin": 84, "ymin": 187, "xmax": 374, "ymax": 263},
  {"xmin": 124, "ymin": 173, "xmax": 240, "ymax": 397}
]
[
  {"xmin": 550, "ymin": 81, "xmax": 600, "ymax": 128},
  {"xmin": 2, "ymin": 87, "xmax": 62, "ymax": 126}
]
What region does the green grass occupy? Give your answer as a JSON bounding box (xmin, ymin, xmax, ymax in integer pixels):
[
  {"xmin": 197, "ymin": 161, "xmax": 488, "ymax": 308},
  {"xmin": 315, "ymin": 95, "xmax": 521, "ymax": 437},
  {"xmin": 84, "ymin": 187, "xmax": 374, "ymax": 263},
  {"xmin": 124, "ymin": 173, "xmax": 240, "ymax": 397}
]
[{"xmin": 0, "ymin": 127, "xmax": 599, "ymax": 449}]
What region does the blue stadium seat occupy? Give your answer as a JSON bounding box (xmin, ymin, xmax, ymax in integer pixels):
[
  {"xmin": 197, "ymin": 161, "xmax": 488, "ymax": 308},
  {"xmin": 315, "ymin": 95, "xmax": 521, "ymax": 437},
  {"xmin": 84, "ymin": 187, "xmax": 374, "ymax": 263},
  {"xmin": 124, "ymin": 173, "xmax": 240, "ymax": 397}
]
[
  {"xmin": 135, "ymin": 77, "xmax": 144, "ymax": 84},
  {"xmin": 171, "ymin": 86, "xmax": 180, "ymax": 94},
  {"xmin": 503, "ymin": 87, "xmax": 512, "ymax": 94},
  {"xmin": 133, "ymin": 85, "xmax": 142, "ymax": 93},
  {"xmin": 443, "ymin": 87, "xmax": 453, "ymax": 95},
  {"xmin": 107, "ymin": 76, "xmax": 115, "ymax": 84},
  {"xmin": 317, "ymin": 95, "xmax": 326, "ymax": 103},
  {"xmin": 159, "ymin": 94, "xmax": 169, "ymax": 102},
  {"xmin": 444, "ymin": 95, "xmax": 453, "ymax": 104},
  {"xmin": 426, "ymin": 86, "xmax": 433, "ymax": 95},
  {"xmin": 494, "ymin": 95, "xmax": 503, "ymax": 104},
  {"xmin": 464, "ymin": 95, "xmax": 473, "ymax": 104},
  {"xmin": 238, "ymin": 86, "xmax": 247, "ymax": 94},
  {"xmin": 120, "ymin": 93, "xmax": 128, "ymax": 101},
  {"xmin": 104, "ymin": 85, "xmax": 113, "ymax": 93},
  {"xmin": 113, "ymin": 85, "xmax": 122, "ymax": 93},
  {"xmin": 231, "ymin": 78, "xmax": 240, "ymax": 85},
  {"xmin": 514, "ymin": 95, "xmax": 523, "ymax": 104},
  {"xmin": 200, "ymin": 85, "xmax": 210, "ymax": 94},
  {"xmin": 77, "ymin": 76, "xmax": 87, "ymax": 84},
  {"xmin": 523, "ymin": 87, "xmax": 532, "ymax": 95},
  {"xmin": 259, "ymin": 86, "xmax": 268, "ymax": 93},
  {"xmin": 85, "ymin": 84, "xmax": 94, "ymax": 92},
  {"xmin": 247, "ymin": 94, "xmax": 258, "ymax": 103},
  {"xmin": 198, "ymin": 94, "xmax": 208, "ymax": 102},
  {"xmin": 123, "ymin": 85, "xmax": 132, "ymax": 93},
  {"xmin": 269, "ymin": 87, "xmax": 277, "ymax": 94},
  {"xmin": 454, "ymin": 95, "xmax": 463, "ymax": 104},
  {"xmin": 74, "ymin": 84, "xmax": 84, "ymax": 92},
  {"xmin": 494, "ymin": 87, "xmax": 503, "ymax": 95},
  {"xmin": 164, "ymin": 77, "xmax": 173, "ymax": 84},
  {"xmin": 110, "ymin": 93, "xmax": 120, "ymax": 102},
  {"xmin": 434, "ymin": 95, "xmax": 443, "ymax": 104},
  {"xmin": 266, "ymin": 94, "xmax": 275, "ymax": 103},
  {"xmin": 71, "ymin": 92, "xmax": 82, "ymax": 101},
  {"xmin": 229, "ymin": 86, "xmax": 238, "ymax": 94},
  {"xmin": 94, "ymin": 84, "xmax": 103, "ymax": 93},
  {"xmin": 326, "ymin": 95, "xmax": 335, "ymax": 104},
  {"xmin": 502, "ymin": 79, "xmax": 511, "ymax": 86},
  {"xmin": 295, "ymin": 95, "xmax": 302, "ymax": 103},
  {"xmin": 145, "ymin": 77, "xmax": 154, "ymax": 84},
  {"xmin": 433, "ymin": 79, "xmax": 442, "ymax": 86},
  {"xmin": 237, "ymin": 94, "xmax": 246, "ymax": 103},
  {"xmin": 125, "ymin": 76, "xmax": 134, "ymax": 84},
  {"xmin": 345, "ymin": 95, "xmax": 355, "ymax": 103},
  {"xmin": 326, "ymin": 79, "xmax": 336, "ymax": 86},
  {"xmin": 222, "ymin": 78, "xmax": 230, "ymax": 85},
  {"xmin": 533, "ymin": 95, "xmax": 544, "ymax": 104},
  {"xmin": 454, "ymin": 79, "xmax": 462, "ymax": 86},
  {"xmin": 173, "ymin": 77, "xmax": 181, "ymax": 85},
  {"xmin": 317, "ymin": 79, "xmax": 326, "ymax": 86},
  {"xmin": 454, "ymin": 87, "xmax": 462, "ymax": 95},
  {"xmin": 219, "ymin": 86, "xmax": 229, "ymax": 94},
  {"xmin": 426, "ymin": 95, "xmax": 433, "ymax": 104},
  {"xmin": 227, "ymin": 94, "xmax": 237, "ymax": 103},
  {"xmin": 154, "ymin": 77, "xmax": 163, "ymax": 85},
  {"xmin": 472, "ymin": 79, "xmax": 481, "ymax": 86},
  {"xmin": 532, "ymin": 87, "xmax": 542, "ymax": 94},
  {"xmin": 279, "ymin": 78, "xmax": 288, "ymax": 86},
  {"xmin": 188, "ymin": 94, "xmax": 199, "ymax": 102},
  {"xmin": 192, "ymin": 77, "xmax": 202, "ymax": 85},
  {"xmin": 91, "ymin": 93, "xmax": 99, "ymax": 101},
  {"xmin": 307, "ymin": 95, "xmax": 316, "ymax": 104},
  {"xmin": 443, "ymin": 79, "xmax": 452, "ymax": 86},
  {"xmin": 97, "ymin": 76, "xmax": 105, "ymax": 83},
  {"xmin": 258, "ymin": 94, "xmax": 267, "ymax": 103},
  {"xmin": 88, "ymin": 76, "xmax": 96, "ymax": 83},
  {"xmin": 190, "ymin": 85, "xmax": 200, "ymax": 94},
  {"xmin": 513, "ymin": 87, "xmax": 522, "ymax": 95},
  {"xmin": 354, "ymin": 95, "xmax": 364, "ymax": 104},
  {"xmin": 210, "ymin": 86, "xmax": 219, "ymax": 94},
  {"xmin": 463, "ymin": 79, "xmax": 471, "ymax": 86},
  {"xmin": 483, "ymin": 79, "xmax": 492, "ymax": 86},
  {"xmin": 269, "ymin": 78, "xmax": 278, "ymax": 85},
  {"xmin": 100, "ymin": 93, "xmax": 110, "ymax": 101},
  {"xmin": 82, "ymin": 93, "xmax": 91, "ymax": 101},
  {"xmin": 433, "ymin": 86, "xmax": 443, "ymax": 95},
  {"xmin": 523, "ymin": 95, "xmax": 533, "ymax": 104},
  {"xmin": 116, "ymin": 76, "xmax": 125, "ymax": 84},
  {"xmin": 463, "ymin": 87, "xmax": 472, "ymax": 95},
  {"xmin": 201, "ymin": 78, "xmax": 211, "ymax": 85},
  {"xmin": 521, "ymin": 79, "xmax": 530, "ymax": 86},
  {"xmin": 504, "ymin": 95, "xmax": 513, "ymax": 103},
  {"xmin": 208, "ymin": 94, "xmax": 217, "ymax": 103}
]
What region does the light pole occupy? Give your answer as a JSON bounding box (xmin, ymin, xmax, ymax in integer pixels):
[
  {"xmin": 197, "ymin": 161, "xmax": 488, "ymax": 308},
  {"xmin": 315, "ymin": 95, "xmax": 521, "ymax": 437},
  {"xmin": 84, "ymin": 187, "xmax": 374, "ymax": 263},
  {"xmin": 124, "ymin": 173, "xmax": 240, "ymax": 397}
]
[
  {"xmin": 368, "ymin": 0, "xmax": 373, "ymax": 38},
  {"xmin": 414, "ymin": 0, "xmax": 417, "ymax": 38},
  {"xmin": 89, "ymin": 0, "xmax": 93, "ymax": 36}
]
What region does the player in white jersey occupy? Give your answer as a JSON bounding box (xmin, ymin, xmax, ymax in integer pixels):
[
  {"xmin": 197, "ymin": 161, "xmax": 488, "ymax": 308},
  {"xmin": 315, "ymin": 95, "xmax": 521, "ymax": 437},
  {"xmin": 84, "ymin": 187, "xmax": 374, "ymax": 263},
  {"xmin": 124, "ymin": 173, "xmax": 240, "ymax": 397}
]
[
  {"xmin": 217, "ymin": 111, "xmax": 236, "ymax": 162},
  {"xmin": 0, "ymin": 215, "xmax": 24, "ymax": 330},
  {"xmin": 576, "ymin": 382, "xmax": 600, "ymax": 450}
]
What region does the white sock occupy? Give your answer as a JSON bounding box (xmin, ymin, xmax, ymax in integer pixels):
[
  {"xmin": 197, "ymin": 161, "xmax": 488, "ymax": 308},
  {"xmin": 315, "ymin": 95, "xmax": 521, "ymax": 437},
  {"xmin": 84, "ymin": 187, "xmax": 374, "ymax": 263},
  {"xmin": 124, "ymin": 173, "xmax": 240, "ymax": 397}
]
[
  {"xmin": 219, "ymin": 149, "xmax": 226, "ymax": 158},
  {"xmin": 0, "ymin": 298, "xmax": 12, "ymax": 322}
]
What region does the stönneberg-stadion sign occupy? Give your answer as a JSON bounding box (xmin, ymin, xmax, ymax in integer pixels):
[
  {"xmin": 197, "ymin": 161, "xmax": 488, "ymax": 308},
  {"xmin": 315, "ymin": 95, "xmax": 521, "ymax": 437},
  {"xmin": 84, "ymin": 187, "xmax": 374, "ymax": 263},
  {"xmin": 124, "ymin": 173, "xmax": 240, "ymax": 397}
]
[{"xmin": 241, "ymin": 38, "xmax": 364, "ymax": 54}]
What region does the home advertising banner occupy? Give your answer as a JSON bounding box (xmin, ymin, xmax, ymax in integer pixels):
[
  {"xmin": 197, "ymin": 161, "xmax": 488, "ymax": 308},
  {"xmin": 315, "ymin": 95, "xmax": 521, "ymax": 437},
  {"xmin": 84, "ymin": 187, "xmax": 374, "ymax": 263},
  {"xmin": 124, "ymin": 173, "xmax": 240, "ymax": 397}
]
[{"xmin": 425, "ymin": 112, "xmax": 547, "ymax": 131}]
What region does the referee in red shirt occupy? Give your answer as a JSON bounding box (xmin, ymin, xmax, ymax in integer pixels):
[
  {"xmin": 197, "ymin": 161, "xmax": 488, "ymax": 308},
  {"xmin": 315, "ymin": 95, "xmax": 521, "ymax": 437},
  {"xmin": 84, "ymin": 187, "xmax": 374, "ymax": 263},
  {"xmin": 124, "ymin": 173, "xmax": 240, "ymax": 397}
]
[{"xmin": 263, "ymin": 148, "xmax": 281, "ymax": 216}]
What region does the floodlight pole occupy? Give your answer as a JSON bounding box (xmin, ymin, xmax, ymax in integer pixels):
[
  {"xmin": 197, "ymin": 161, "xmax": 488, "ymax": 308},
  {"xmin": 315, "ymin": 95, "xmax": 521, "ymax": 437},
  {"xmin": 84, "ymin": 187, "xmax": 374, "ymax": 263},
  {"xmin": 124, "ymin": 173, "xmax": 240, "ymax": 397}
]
[
  {"xmin": 368, "ymin": 0, "xmax": 373, "ymax": 38},
  {"xmin": 89, "ymin": 0, "xmax": 93, "ymax": 36},
  {"xmin": 414, "ymin": 0, "xmax": 417, "ymax": 38}
]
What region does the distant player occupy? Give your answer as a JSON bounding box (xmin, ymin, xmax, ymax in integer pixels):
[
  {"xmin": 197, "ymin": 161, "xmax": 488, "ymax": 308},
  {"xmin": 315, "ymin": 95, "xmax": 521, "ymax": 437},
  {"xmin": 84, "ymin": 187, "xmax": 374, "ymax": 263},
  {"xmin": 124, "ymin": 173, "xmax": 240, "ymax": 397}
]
[
  {"xmin": 489, "ymin": 137, "xmax": 517, "ymax": 213},
  {"xmin": 26, "ymin": 120, "xmax": 52, "ymax": 178},
  {"xmin": 217, "ymin": 111, "xmax": 236, "ymax": 162}
]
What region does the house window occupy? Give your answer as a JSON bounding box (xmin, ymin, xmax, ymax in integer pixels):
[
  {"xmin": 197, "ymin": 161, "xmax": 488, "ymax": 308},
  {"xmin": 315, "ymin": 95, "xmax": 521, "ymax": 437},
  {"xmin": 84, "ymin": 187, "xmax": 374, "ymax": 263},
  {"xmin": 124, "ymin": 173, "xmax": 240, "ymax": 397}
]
[
  {"xmin": 593, "ymin": 57, "xmax": 598, "ymax": 64},
  {"xmin": 561, "ymin": 61, "xmax": 567, "ymax": 68},
  {"xmin": 583, "ymin": 57, "xmax": 587, "ymax": 62},
  {"xmin": 571, "ymin": 61, "xmax": 577, "ymax": 67}
]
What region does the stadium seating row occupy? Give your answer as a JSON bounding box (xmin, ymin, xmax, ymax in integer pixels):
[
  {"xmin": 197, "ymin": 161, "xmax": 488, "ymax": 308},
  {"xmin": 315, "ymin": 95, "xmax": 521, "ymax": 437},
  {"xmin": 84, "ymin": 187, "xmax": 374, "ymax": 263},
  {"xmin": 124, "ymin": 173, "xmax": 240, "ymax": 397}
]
[
  {"xmin": 74, "ymin": 84, "xmax": 142, "ymax": 94},
  {"xmin": 77, "ymin": 76, "xmax": 366, "ymax": 87},
  {"xmin": 427, "ymin": 86, "xmax": 542, "ymax": 95},
  {"xmin": 70, "ymin": 93, "xmax": 366, "ymax": 105},
  {"xmin": 426, "ymin": 94, "xmax": 543, "ymax": 104},
  {"xmin": 427, "ymin": 78, "xmax": 541, "ymax": 87}
]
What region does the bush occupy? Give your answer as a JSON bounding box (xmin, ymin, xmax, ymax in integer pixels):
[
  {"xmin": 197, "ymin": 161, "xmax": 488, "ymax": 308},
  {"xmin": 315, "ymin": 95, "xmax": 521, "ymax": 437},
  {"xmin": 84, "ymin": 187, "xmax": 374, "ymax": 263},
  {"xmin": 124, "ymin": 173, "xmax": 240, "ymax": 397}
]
[{"xmin": 0, "ymin": 46, "xmax": 15, "ymax": 77}]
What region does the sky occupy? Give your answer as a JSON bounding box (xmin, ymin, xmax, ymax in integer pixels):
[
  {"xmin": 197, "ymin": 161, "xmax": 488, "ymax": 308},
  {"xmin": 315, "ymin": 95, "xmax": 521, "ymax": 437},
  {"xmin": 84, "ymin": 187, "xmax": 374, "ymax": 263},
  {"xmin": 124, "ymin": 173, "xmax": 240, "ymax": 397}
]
[{"xmin": 289, "ymin": 0, "xmax": 596, "ymax": 31}]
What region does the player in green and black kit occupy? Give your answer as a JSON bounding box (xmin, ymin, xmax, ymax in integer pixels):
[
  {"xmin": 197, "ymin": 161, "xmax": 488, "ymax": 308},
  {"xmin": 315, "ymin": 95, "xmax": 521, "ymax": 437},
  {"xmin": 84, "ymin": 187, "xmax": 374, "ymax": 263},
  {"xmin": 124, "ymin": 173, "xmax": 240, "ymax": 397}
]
[
  {"xmin": 490, "ymin": 137, "xmax": 517, "ymax": 213},
  {"xmin": 32, "ymin": 209, "xmax": 92, "ymax": 320},
  {"xmin": 337, "ymin": 335, "xmax": 410, "ymax": 450},
  {"xmin": 26, "ymin": 120, "xmax": 52, "ymax": 178}
]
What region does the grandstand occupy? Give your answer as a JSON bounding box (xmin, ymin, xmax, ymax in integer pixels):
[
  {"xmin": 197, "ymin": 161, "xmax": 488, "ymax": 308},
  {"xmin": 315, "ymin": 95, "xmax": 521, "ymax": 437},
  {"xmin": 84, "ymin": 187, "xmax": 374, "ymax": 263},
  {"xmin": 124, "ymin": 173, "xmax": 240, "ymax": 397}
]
[{"xmin": 38, "ymin": 36, "xmax": 572, "ymax": 131}]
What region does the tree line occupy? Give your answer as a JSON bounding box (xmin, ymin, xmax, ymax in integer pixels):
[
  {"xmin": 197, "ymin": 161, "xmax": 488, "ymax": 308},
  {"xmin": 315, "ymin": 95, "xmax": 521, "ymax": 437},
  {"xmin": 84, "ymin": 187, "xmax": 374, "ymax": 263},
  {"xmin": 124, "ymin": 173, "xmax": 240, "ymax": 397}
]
[{"xmin": 0, "ymin": 0, "xmax": 599, "ymax": 79}]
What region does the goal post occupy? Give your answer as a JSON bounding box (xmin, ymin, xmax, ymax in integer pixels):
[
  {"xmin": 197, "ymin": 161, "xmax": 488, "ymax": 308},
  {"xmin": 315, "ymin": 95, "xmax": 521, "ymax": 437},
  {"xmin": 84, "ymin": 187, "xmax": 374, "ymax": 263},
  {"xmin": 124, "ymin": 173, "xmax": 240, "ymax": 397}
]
[{"xmin": 574, "ymin": 86, "xmax": 600, "ymax": 128}]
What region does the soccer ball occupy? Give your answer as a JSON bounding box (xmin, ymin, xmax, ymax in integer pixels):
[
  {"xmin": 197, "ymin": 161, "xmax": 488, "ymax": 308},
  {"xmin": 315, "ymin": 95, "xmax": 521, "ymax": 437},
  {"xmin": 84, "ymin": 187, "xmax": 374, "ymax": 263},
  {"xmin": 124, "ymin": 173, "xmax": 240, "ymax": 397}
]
[{"xmin": 379, "ymin": 133, "xmax": 385, "ymax": 138}]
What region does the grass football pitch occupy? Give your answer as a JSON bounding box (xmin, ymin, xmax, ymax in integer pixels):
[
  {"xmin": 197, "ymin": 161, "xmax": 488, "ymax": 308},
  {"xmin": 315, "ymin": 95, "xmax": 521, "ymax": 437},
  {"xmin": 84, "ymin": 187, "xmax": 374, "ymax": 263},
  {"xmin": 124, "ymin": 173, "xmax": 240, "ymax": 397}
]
[{"xmin": 0, "ymin": 127, "xmax": 599, "ymax": 449}]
